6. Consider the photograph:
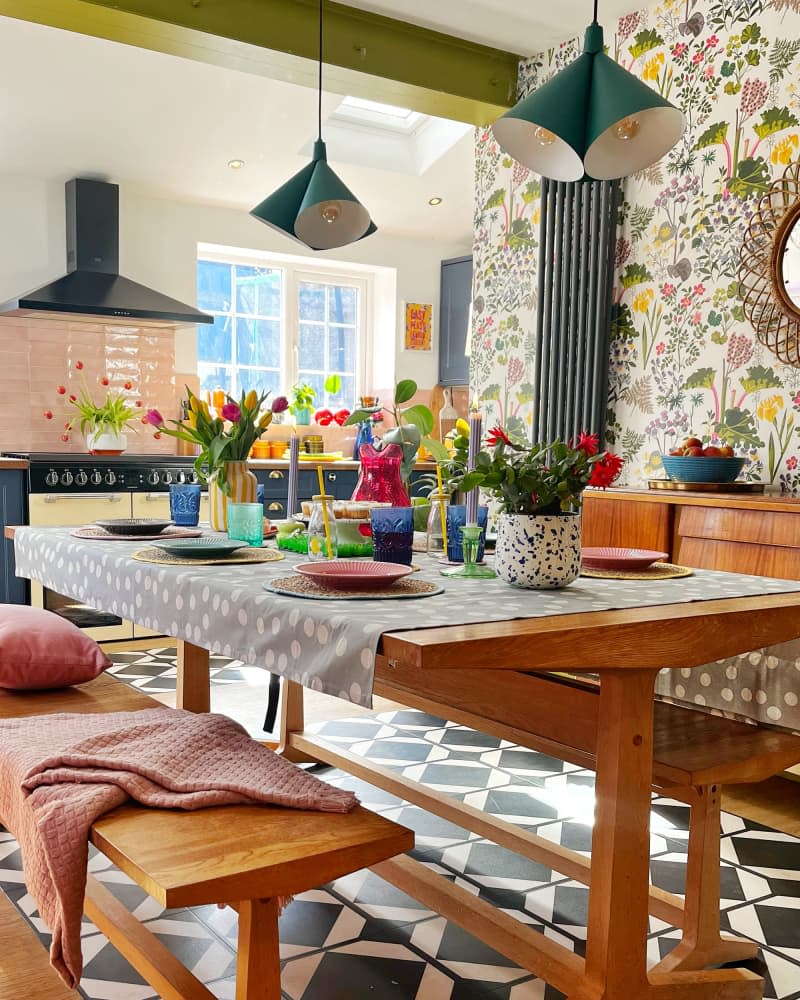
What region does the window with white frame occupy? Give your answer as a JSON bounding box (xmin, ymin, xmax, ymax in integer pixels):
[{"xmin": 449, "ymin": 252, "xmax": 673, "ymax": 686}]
[{"xmin": 196, "ymin": 251, "xmax": 368, "ymax": 411}]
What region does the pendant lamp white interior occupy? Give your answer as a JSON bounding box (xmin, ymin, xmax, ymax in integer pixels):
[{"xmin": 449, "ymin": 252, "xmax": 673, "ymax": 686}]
[
  {"xmin": 249, "ymin": 0, "xmax": 376, "ymax": 250},
  {"xmin": 491, "ymin": 1, "xmax": 685, "ymax": 182}
]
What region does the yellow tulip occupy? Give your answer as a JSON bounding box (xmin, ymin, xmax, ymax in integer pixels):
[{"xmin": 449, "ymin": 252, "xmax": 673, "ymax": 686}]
[
  {"xmin": 185, "ymin": 409, "xmax": 197, "ymax": 429},
  {"xmin": 200, "ymin": 401, "xmax": 210, "ymax": 419},
  {"xmin": 244, "ymin": 389, "xmax": 258, "ymax": 411},
  {"xmin": 189, "ymin": 393, "xmax": 203, "ymax": 414},
  {"xmin": 455, "ymin": 418, "xmax": 470, "ymax": 438},
  {"xmin": 258, "ymin": 411, "xmax": 273, "ymax": 429}
]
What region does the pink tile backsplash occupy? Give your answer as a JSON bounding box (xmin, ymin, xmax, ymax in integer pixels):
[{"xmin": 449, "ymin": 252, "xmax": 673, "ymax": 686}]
[{"xmin": 0, "ymin": 318, "xmax": 179, "ymax": 454}]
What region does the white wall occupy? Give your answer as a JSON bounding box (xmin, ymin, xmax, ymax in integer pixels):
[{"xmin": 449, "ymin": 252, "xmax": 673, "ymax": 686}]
[{"xmin": 0, "ymin": 174, "xmax": 470, "ymax": 388}]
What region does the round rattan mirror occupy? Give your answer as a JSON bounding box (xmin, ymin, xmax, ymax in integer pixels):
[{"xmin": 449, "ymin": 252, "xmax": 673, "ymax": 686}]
[{"xmin": 739, "ymin": 161, "xmax": 800, "ymax": 367}]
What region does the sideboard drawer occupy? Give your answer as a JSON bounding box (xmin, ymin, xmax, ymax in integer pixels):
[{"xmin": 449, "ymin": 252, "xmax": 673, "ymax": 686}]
[{"xmin": 676, "ymin": 505, "xmax": 800, "ymax": 549}]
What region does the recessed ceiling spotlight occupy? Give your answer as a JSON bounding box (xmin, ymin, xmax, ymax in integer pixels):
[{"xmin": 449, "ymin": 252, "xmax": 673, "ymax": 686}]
[
  {"xmin": 428, "ymin": 197, "xmax": 443, "ymax": 206},
  {"xmin": 228, "ymin": 159, "xmax": 245, "ymax": 170}
]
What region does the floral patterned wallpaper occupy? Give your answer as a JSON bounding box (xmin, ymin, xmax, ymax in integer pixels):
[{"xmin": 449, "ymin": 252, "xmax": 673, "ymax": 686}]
[{"xmin": 471, "ymin": 0, "xmax": 800, "ymax": 489}]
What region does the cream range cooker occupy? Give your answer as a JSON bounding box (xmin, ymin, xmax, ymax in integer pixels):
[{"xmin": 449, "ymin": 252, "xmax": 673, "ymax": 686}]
[{"xmin": 5, "ymin": 453, "xmax": 207, "ymax": 642}]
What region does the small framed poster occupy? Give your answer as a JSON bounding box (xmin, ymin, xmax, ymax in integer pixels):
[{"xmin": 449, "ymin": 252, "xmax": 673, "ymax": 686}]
[{"xmin": 404, "ymin": 302, "xmax": 433, "ymax": 352}]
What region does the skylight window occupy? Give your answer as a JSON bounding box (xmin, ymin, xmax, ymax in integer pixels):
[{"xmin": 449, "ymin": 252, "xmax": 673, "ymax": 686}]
[{"xmin": 334, "ymin": 96, "xmax": 424, "ymax": 134}]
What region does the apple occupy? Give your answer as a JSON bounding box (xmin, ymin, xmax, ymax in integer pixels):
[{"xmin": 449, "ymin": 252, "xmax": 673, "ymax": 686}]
[
  {"xmin": 685, "ymin": 446, "xmax": 704, "ymax": 457},
  {"xmin": 668, "ymin": 447, "xmax": 684, "ymax": 456},
  {"xmin": 684, "ymin": 436, "xmax": 703, "ymax": 449},
  {"xmin": 719, "ymin": 445, "xmax": 735, "ymax": 457},
  {"xmin": 702, "ymin": 446, "xmax": 722, "ymax": 457}
]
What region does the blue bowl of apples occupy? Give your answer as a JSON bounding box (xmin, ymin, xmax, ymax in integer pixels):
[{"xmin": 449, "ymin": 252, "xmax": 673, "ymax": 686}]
[{"xmin": 660, "ymin": 438, "xmax": 745, "ymax": 484}]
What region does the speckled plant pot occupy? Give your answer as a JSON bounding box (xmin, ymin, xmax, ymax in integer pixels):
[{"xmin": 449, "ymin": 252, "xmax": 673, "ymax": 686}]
[{"xmin": 495, "ymin": 512, "xmax": 581, "ymax": 589}]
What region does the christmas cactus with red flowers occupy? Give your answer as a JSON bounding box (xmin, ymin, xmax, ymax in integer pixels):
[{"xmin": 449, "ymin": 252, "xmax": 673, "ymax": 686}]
[{"xmin": 448, "ymin": 428, "xmax": 623, "ymax": 515}]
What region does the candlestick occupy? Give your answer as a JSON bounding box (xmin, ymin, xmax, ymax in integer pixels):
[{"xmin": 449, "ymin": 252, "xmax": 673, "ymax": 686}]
[
  {"xmin": 287, "ymin": 436, "xmax": 300, "ymax": 517},
  {"xmin": 465, "ymin": 410, "xmax": 482, "ymax": 524}
]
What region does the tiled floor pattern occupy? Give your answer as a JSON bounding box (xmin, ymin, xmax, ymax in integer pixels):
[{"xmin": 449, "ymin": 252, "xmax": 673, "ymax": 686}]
[{"xmin": 1, "ymin": 649, "xmax": 799, "ymax": 999}]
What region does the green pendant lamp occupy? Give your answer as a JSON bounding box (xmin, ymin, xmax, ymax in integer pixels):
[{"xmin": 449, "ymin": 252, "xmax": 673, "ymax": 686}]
[
  {"xmin": 492, "ymin": 1, "xmax": 685, "ymax": 182},
  {"xmin": 250, "ymin": 0, "xmax": 376, "ymax": 250}
]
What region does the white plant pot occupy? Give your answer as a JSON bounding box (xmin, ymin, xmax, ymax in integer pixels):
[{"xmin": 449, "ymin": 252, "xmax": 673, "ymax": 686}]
[
  {"xmin": 495, "ymin": 512, "xmax": 581, "ymax": 589},
  {"xmin": 85, "ymin": 430, "xmax": 127, "ymax": 455}
]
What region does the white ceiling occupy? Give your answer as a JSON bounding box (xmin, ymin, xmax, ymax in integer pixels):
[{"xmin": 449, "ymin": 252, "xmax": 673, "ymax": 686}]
[
  {"xmin": 0, "ymin": 16, "xmax": 475, "ymax": 243},
  {"xmin": 0, "ymin": 3, "xmax": 636, "ymax": 246},
  {"xmin": 339, "ymin": 0, "xmax": 642, "ymax": 55}
]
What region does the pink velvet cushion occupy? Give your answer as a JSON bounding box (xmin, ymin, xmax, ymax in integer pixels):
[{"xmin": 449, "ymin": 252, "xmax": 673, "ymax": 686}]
[{"xmin": 0, "ymin": 605, "xmax": 111, "ymax": 690}]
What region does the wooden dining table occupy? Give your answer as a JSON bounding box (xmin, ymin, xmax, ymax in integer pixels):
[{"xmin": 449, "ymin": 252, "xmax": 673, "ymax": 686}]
[
  {"xmin": 172, "ymin": 589, "xmax": 800, "ymax": 1000},
  {"xmin": 10, "ymin": 524, "xmax": 800, "ymax": 1000}
]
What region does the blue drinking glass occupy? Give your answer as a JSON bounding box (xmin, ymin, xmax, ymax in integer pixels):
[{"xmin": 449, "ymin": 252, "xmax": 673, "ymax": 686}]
[
  {"xmin": 446, "ymin": 505, "xmax": 488, "ymax": 563},
  {"xmin": 370, "ymin": 506, "xmax": 414, "ymax": 566},
  {"xmin": 169, "ymin": 483, "xmax": 201, "ymax": 527}
]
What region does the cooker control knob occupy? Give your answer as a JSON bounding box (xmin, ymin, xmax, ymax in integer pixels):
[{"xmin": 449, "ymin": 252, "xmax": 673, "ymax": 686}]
[
  {"xmin": 176, "ymin": 470, "xmax": 186, "ymax": 484},
  {"xmin": 161, "ymin": 470, "xmax": 172, "ymax": 485},
  {"xmin": 104, "ymin": 470, "xmax": 117, "ymax": 486},
  {"xmin": 45, "ymin": 470, "xmax": 59, "ymax": 487},
  {"xmin": 60, "ymin": 471, "xmax": 73, "ymax": 486},
  {"xmin": 187, "ymin": 470, "xmax": 197, "ymax": 484},
  {"xmin": 147, "ymin": 471, "xmax": 160, "ymax": 486},
  {"xmin": 75, "ymin": 470, "xmax": 88, "ymax": 486},
  {"xmin": 90, "ymin": 470, "xmax": 102, "ymax": 485}
]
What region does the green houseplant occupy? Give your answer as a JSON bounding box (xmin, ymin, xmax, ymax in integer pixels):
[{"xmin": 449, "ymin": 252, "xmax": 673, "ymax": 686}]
[
  {"xmin": 45, "ymin": 360, "xmax": 143, "ymax": 453},
  {"xmin": 448, "ymin": 427, "xmax": 623, "ymax": 588},
  {"xmin": 345, "ymin": 379, "xmax": 448, "ymax": 483}
]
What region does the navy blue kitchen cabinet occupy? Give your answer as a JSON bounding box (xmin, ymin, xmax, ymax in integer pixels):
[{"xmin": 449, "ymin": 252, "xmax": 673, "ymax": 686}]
[
  {"xmin": 255, "ymin": 468, "xmax": 358, "ymax": 517},
  {"xmin": 0, "ymin": 469, "xmax": 27, "ymax": 604},
  {"xmin": 438, "ymin": 255, "xmax": 473, "ymax": 387}
]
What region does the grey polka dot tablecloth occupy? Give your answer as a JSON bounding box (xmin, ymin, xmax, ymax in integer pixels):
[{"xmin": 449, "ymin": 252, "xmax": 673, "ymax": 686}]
[{"xmin": 13, "ymin": 527, "xmax": 800, "ymax": 710}]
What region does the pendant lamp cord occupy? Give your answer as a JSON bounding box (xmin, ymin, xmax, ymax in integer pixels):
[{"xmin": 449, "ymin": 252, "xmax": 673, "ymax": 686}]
[
  {"xmin": 318, "ymin": 0, "xmax": 323, "ymax": 140},
  {"xmin": 592, "ymin": 0, "xmax": 598, "ymax": 22}
]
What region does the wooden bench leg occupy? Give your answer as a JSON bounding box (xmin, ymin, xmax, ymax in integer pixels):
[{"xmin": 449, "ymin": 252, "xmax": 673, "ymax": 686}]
[
  {"xmin": 236, "ymin": 898, "xmax": 282, "ymax": 1000},
  {"xmin": 651, "ymin": 785, "xmax": 758, "ymax": 974}
]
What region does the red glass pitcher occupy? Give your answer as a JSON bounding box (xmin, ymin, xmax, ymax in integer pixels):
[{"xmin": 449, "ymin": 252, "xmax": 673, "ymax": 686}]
[{"xmin": 351, "ymin": 442, "xmax": 411, "ymax": 506}]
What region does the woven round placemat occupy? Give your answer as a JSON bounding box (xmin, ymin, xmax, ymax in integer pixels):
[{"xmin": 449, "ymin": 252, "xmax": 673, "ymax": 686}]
[
  {"xmin": 132, "ymin": 546, "xmax": 284, "ymax": 566},
  {"xmin": 580, "ymin": 562, "xmax": 693, "ymax": 580},
  {"xmin": 264, "ymin": 575, "xmax": 443, "ymax": 600},
  {"xmin": 72, "ymin": 525, "xmax": 204, "ymax": 541}
]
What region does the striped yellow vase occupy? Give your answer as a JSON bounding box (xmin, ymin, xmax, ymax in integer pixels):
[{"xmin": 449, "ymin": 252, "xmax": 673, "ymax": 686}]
[{"xmin": 208, "ymin": 460, "xmax": 258, "ymax": 531}]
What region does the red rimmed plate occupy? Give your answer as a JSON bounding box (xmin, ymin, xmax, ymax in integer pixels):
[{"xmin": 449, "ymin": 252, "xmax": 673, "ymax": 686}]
[
  {"xmin": 296, "ymin": 560, "xmax": 413, "ymax": 592},
  {"xmin": 581, "ymin": 547, "xmax": 669, "ymax": 571}
]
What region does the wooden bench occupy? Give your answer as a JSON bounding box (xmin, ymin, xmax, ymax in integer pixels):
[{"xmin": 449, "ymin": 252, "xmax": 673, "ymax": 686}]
[
  {"xmin": 0, "ymin": 674, "xmax": 414, "ymax": 999},
  {"xmin": 289, "ymin": 666, "xmax": 800, "ymax": 979}
]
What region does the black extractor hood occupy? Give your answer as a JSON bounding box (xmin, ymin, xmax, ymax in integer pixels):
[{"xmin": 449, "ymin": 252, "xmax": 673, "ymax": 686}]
[{"xmin": 0, "ymin": 178, "xmax": 213, "ymax": 326}]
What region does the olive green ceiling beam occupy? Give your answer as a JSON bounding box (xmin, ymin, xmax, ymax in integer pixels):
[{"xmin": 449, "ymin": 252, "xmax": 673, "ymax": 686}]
[{"xmin": 0, "ymin": 0, "xmax": 519, "ymax": 125}]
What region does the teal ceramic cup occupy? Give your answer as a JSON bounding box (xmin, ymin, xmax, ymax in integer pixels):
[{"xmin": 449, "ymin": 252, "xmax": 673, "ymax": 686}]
[{"xmin": 227, "ymin": 502, "xmax": 264, "ymax": 547}]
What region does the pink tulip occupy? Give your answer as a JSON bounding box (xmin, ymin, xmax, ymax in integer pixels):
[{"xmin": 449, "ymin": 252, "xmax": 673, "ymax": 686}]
[
  {"xmin": 271, "ymin": 395, "xmax": 289, "ymax": 413},
  {"xmin": 144, "ymin": 408, "xmax": 164, "ymax": 427},
  {"xmin": 222, "ymin": 402, "xmax": 241, "ymax": 422}
]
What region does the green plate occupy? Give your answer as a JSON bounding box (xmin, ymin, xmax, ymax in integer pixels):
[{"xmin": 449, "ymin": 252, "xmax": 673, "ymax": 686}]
[{"xmin": 151, "ymin": 537, "xmax": 249, "ymax": 558}]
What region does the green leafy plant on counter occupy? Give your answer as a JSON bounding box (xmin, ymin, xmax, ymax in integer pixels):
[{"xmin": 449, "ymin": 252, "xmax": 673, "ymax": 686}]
[
  {"xmin": 288, "ymin": 374, "xmax": 343, "ymax": 417},
  {"xmin": 345, "ymin": 378, "xmax": 450, "ymax": 482}
]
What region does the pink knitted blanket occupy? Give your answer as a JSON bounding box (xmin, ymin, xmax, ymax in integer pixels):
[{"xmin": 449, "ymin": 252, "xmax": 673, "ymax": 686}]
[{"xmin": 0, "ymin": 708, "xmax": 358, "ymax": 987}]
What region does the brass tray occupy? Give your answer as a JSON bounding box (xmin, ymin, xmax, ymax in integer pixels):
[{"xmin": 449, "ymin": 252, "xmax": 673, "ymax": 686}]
[{"xmin": 648, "ymin": 479, "xmax": 765, "ymax": 493}]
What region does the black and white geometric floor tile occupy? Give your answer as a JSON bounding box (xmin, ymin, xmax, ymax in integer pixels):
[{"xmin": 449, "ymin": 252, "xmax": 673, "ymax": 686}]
[
  {"xmin": 3, "ymin": 657, "xmax": 800, "ymax": 999},
  {"xmin": 105, "ymin": 647, "xmax": 258, "ymax": 693}
]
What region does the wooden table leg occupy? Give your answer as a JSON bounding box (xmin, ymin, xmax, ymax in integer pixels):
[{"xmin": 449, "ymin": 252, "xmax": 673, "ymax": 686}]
[
  {"xmin": 236, "ymin": 898, "xmax": 282, "ymax": 999},
  {"xmin": 580, "ymin": 668, "xmax": 658, "ymax": 1000},
  {"xmin": 175, "ymin": 640, "xmax": 210, "ymax": 713},
  {"xmin": 276, "ymin": 679, "xmax": 319, "ymax": 763}
]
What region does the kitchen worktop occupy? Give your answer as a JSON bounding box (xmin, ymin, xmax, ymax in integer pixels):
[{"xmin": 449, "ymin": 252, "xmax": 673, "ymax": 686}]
[{"xmin": 0, "ymin": 458, "xmax": 28, "ymax": 469}]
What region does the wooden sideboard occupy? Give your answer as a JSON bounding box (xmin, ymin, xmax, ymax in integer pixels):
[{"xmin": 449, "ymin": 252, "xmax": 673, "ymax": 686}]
[{"xmin": 582, "ymin": 487, "xmax": 800, "ymax": 580}]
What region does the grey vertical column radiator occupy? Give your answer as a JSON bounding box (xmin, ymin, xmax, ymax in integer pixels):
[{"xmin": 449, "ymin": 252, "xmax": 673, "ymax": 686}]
[{"xmin": 532, "ymin": 177, "xmax": 619, "ymax": 444}]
